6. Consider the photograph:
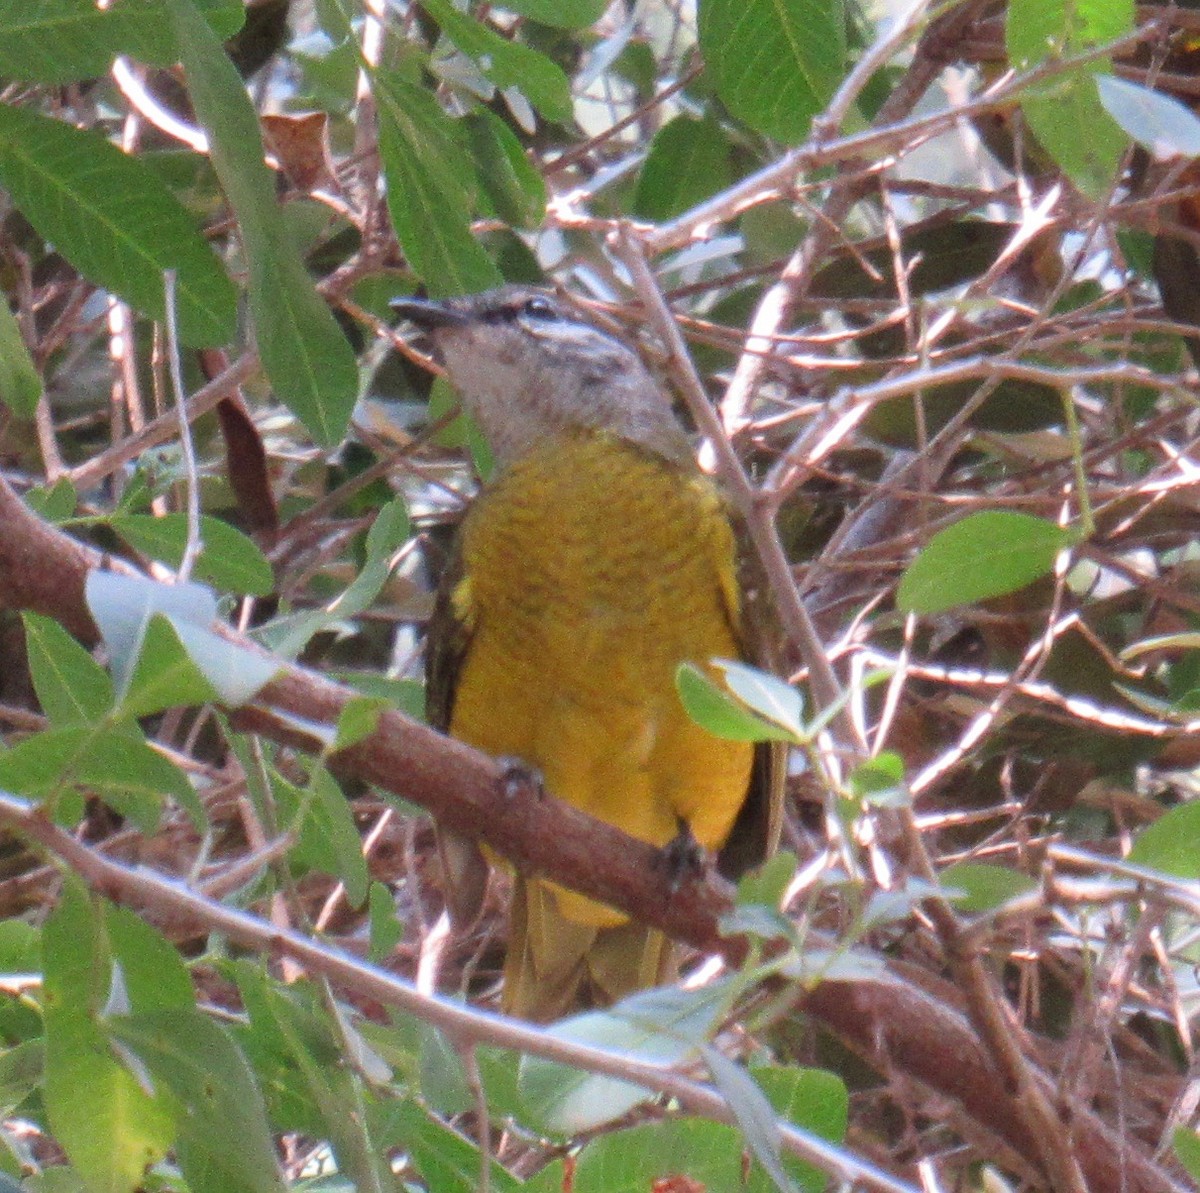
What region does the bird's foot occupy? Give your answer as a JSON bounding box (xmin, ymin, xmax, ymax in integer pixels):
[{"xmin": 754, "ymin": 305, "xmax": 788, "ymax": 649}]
[
  {"xmin": 663, "ymin": 817, "xmax": 707, "ymax": 892},
  {"xmin": 496, "ymin": 757, "xmax": 545, "ymax": 801}
]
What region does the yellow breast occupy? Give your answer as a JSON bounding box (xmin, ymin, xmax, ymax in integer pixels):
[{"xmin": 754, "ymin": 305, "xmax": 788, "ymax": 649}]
[{"xmin": 448, "ymin": 431, "xmax": 753, "ymax": 927}]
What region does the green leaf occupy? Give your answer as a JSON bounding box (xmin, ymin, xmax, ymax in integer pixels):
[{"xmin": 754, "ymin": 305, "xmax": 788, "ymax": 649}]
[
  {"xmin": 633, "ymin": 115, "xmax": 733, "ymax": 221},
  {"xmin": 465, "ymin": 111, "xmax": 547, "ymax": 227},
  {"xmin": 0, "ymin": 297, "xmax": 39, "ymax": 418},
  {"xmin": 1096, "ymin": 74, "xmax": 1200, "ymax": 159},
  {"xmin": 1005, "ymin": 0, "xmax": 1133, "ymax": 69},
  {"xmin": 0, "ymin": 724, "xmax": 192, "ymax": 832},
  {"xmin": 258, "ymin": 495, "xmax": 410, "ymax": 657},
  {"xmin": 109, "ymin": 513, "xmax": 274, "ymax": 596},
  {"xmin": 376, "ymin": 70, "xmax": 503, "ymax": 297},
  {"xmin": 168, "ymin": 617, "xmax": 281, "ymax": 709},
  {"xmin": 233, "ymin": 972, "xmax": 397, "ymax": 1192},
  {"xmin": 109, "ymin": 1010, "xmax": 285, "ymax": 1193},
  {"xmin": 333, "ymin": 696, "xmax": 385, "ymax": 752},
  {"xmin": 0, "ymin": 1040, "xmax": 43, "ymax": 1121},
  {"xmin": 698, "ymin": 0, "xmax": 844, "ymax": 144},
  {"xmin": 941, "ymin": 862, "xmax": 1038, "ymax": 913},
  {"xmin": 421, "ymin": 0, "xmax": 573, "ymax": 122},
  {"xmin": 0, "ymin": 0, "xmax": 244, "ymax": 82},
  {"xmin": 86, "ymin": 572, "xmax": 278, "ymax": 713},
  {"xmin": 0, "ymin": 103, "xmax": 236, "ymax": 347},
  {"xmin": 1128, "ymin": 802, "xmax": 1200, "ymax": 879},
  {"xmin": 896, "ymin": 511, "xmax": 1076, "ymax": 615},
  {"xmin": 120, "ymin": 614, "xmax": 222, "ymax": 719},
  {"xmin": 367, "ymin": 880, "xmax": 404, "ymax": 962},
  {"xmin": 1174, "ymin": 1127, "xmax": 1200, "ymax": 1182},
  {"xmin": 311, "ymin": 764, "xmax": 371, "ymax": 906},
  {"xmin": 713, "ymin": 660, "xmax": 805, "ymax": 737},
  {"xmin": 848, "ymin": 752, "xmax": 908, "ymax": 808},
  {"xmin": 1005, "ymin": 0, "xmax": 1133, "ymax": 198},
  {"xmin": 106, "ymin": 905, "xmax": 196, "ymax": 1014},
  {"xmin": 24, "ymin": 477, "xmax": 77, "ymax": 522},
  {"xmin": 496, "ymin": 0, "xmax": 607, "ymax": 29},
  {"xmin": 377, "ymin": 1098, "xmax": 522, "ymax": 1193},
  {"xmin": 676, "ymin": 663, "xmax": 797, "ymax": 743},
  {"xmin": 336, "ymin": 672, "xmax": 425, "ymax": 719},
  {"xmin": 165, "ymin": 0, "xmax": 358, "ymax": 444},
  {"xmin": 566, "ymin": 1118, "xmax": 763, "ymax": 1193},
  {"xmin": 43, "ymin": 879, "xmax": 175, "ymax": 1193},
  {"xmin": 88, "ymin": 571, "xmax": 215, "ymax": 694},
  {"xmin": 23, "ymin": 612, "xmax": 115, "ymax": 726},
  {"xmin": 751, "ymin": 1065, "xmax": 848, "ymax": 1193}
]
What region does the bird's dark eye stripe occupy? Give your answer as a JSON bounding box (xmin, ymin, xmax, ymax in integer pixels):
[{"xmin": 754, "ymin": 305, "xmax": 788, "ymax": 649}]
[{"xmin": 478, "ymin": 297, "xmax": 559, "ymax": 325}]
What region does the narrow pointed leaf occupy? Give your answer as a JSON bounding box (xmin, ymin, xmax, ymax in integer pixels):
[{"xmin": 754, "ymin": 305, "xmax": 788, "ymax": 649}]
[
  {"xmin": 0, "ymin": 103, "xmax": 236, "ymax": 346},
  {"xmin": 165, "ymin": 0, "xmax": 357, "ymax": 443}
]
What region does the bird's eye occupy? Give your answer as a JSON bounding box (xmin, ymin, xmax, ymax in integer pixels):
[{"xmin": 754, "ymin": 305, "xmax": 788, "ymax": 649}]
[{"xmin": 521, "ymin": 296, "xmax": 558, "ymax": 321}]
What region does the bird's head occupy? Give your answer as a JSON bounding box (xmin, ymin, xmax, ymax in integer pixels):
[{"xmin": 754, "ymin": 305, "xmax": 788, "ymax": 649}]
[{"xmin": 392, "ymin": 287, "xmax": 690, "ymax": 467}]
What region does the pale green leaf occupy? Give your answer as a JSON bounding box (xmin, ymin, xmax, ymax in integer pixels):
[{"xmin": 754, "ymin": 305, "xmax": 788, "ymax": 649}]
[
  {"xmin": 0, "ymin": 298, "xmax": 40, "ymax": 417},
  {"xmin": 896, "ymin": 511, "xmax": 1076, "ymax": 615},
  {"xmin": 676, "ymin": 663, "xmax": 796, "ymax": 743}
]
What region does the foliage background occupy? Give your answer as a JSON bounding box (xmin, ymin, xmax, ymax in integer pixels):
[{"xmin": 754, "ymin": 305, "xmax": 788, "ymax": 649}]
[{"xmin": 0, "ymin": 0, "xmax": 1197, "ymax": 1190}]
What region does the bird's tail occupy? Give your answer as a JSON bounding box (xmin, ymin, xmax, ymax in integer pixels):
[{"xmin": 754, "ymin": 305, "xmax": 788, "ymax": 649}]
[{"xmin": 502, "ymin": 876, "xmax": 678, "ymax": 1022}]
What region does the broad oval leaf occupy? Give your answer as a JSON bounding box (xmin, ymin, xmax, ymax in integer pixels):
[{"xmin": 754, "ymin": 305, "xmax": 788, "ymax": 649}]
[
  {"xmin": 23, "ymin": 612, "xmax": 115, "ymax": 726},
  {"xmin": 420, "ymin": 0, "xmax": 573, "ymax": 122},
  {"xmin": 633, "ymin": 114, "xmax": 733, "ymax": 221},
  {"xmin": 0, "ymin": 0, "xmax": 245, "ymax": 83},
  {"xmin": 941, "ymin": 861, "xmax": 1037, "ymax": 913},
  {"xmin": 0, "ymin": 298, "xmax": 40, "ymax": 418},
  {"xmin": 520, "ymin": 985, "xmax": 726, "ymax": 1133},
  {"xmin": 1005, "ymin": 0, "xmax": 1133, "ymax": 198},
  {"xmin": 713, "ymin": 659, "xmax": 805, "ymax": 737},
  {"xmin": 698, "ymin": 0, "xmax": 844, "ymax": 145},
  {"xmin": 109, "ymin": 1009, "xmax": 285, "ymax": 1193},
  {"xmin": 0, "ymin": 724, "xmax": 192, "ymax": 831},
  {"xmin": 1174, "ymin": 1126, "xmax": 1200, "ymax": 1183},
  {"xmin": 499, "ymin": 0, "xmax": 607, "ymax": 29},
  {"xmin": 1128, "ymin": 802, "xmax": 1200, "ymax": 880},
  {"xmin": 43, "ymin": 881, "xmax": 175, "ymax": 1190},
  {"xmin": 896, "ymin": 511, "xmax": 1076, "ymax": 615},
  {"xmin": 465, "ymin": 110, "xmax": 547, "ymax": 228},
  {"xmin": 86, "ymin": 570, "xmax": 217, "ymax": 694}
]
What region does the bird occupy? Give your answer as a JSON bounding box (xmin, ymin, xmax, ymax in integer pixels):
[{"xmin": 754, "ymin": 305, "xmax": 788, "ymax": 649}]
[{"xmin": 392, "ymin": 286, "xmax": 783, "ymax": 1022}]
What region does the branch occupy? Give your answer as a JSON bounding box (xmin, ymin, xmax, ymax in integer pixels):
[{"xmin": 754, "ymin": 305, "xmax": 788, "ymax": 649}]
[
  {"xmin": 0, "ymin": 474, "xmax": 1188, "ymax": 1192},
  {"xmin": 0, "ymin": 788, "xmax": 915, "ymax": 1193}
]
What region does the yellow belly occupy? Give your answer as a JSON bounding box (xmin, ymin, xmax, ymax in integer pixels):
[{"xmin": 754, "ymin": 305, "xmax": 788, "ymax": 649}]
[{"xmin": 448, "ymin": 431, "xmax": 753, "ymax": 928}]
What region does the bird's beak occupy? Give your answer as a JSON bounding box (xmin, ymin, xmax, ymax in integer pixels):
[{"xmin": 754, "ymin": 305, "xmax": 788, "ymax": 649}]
[{"xmin": 390, "ymin": 296, "xmax": 470, "ymax": 331}]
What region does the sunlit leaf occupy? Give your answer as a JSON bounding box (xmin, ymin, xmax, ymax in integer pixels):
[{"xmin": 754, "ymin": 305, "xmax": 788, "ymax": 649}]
[
  {"xmin": 896, "ymin": 511, "xmax": 1076, "ymax": 615},
  {"xmin": 676, "ymin": 663, "xmax": 797, "ymax": 743}
]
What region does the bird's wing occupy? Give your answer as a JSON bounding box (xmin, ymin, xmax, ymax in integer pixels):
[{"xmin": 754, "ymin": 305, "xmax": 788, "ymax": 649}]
[
  {"xmin": 714, "ymin": 507, "xmax": 789, "ymax": 881},
  {"xmin": 425, "ymin": 531, "xmax": 491, "ymax": 926}
]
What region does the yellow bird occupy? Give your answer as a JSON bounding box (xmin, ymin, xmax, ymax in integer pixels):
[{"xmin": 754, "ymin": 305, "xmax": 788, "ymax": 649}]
[{"xmin": 393, "ymin": 287, "xmax": 783, "ymax": 1022}]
